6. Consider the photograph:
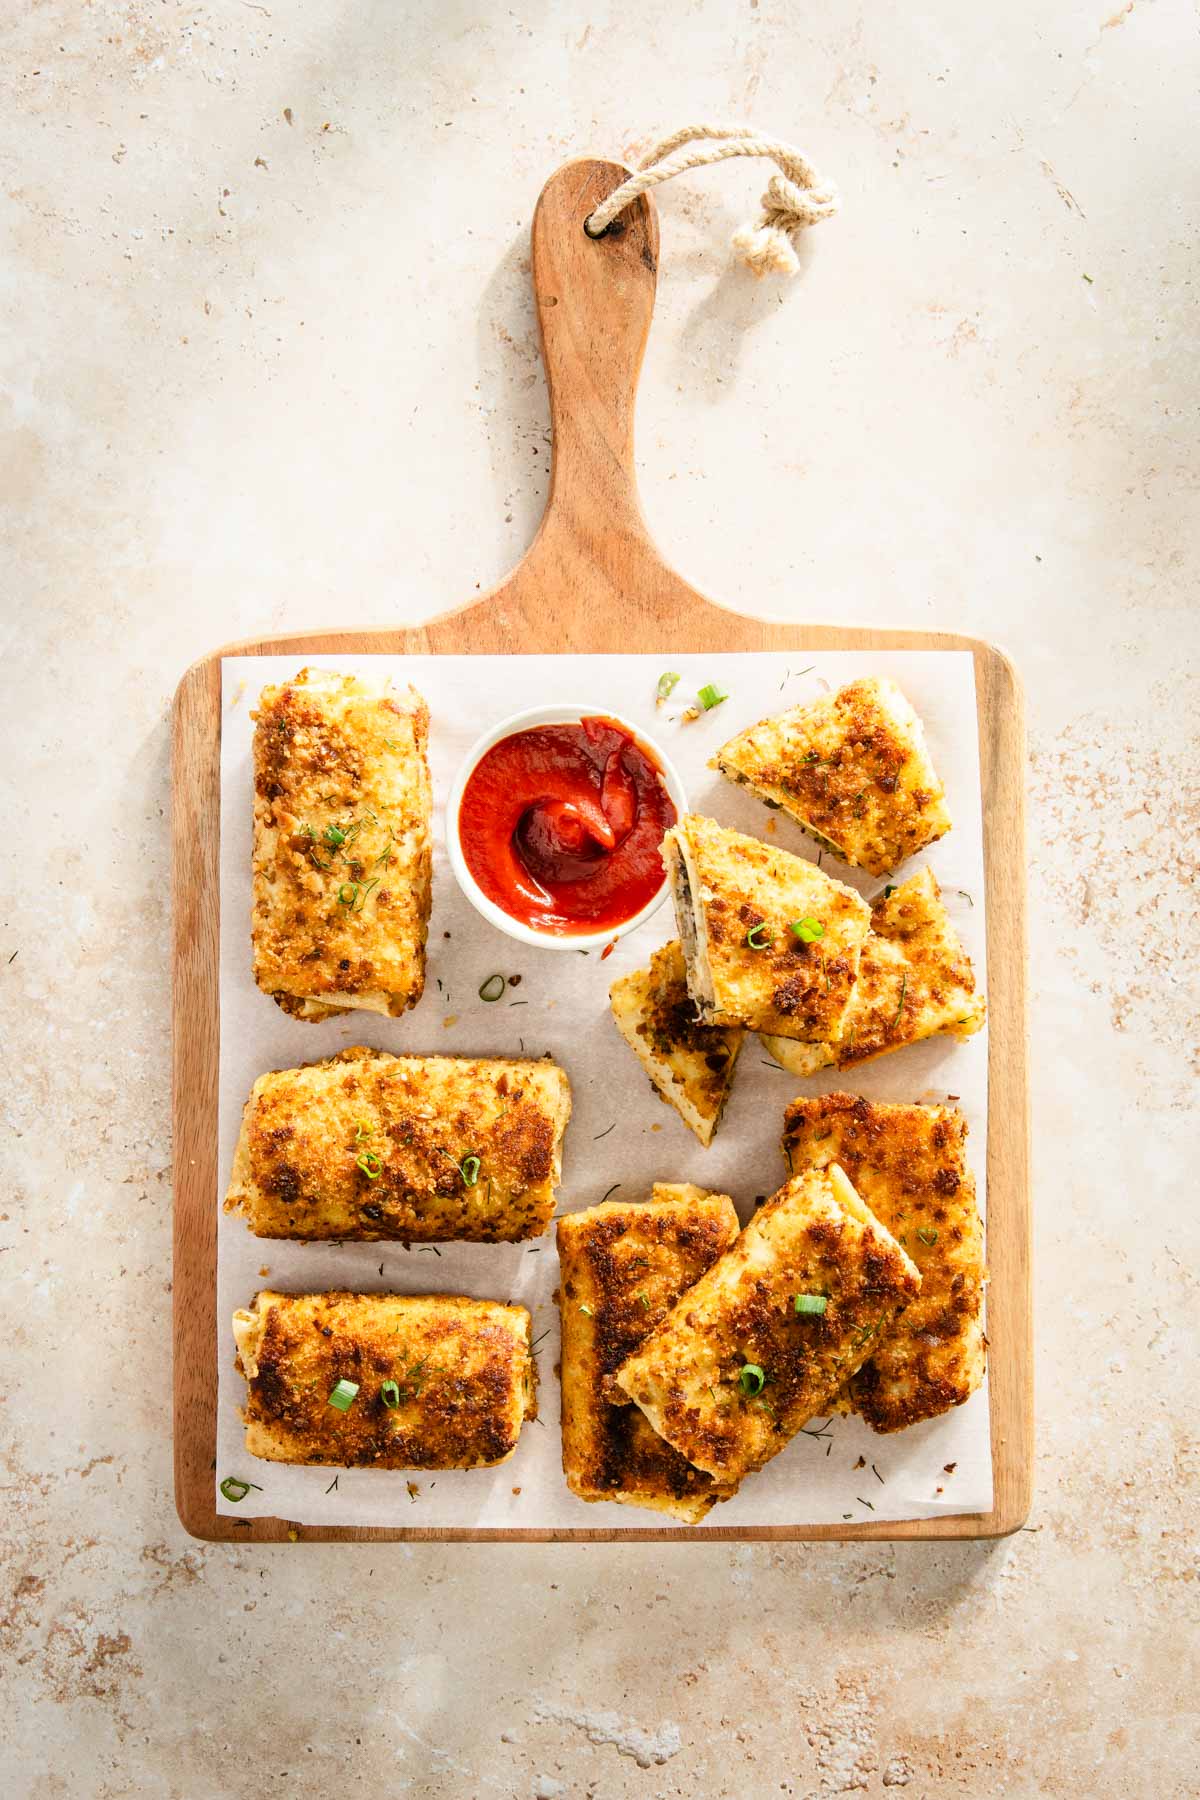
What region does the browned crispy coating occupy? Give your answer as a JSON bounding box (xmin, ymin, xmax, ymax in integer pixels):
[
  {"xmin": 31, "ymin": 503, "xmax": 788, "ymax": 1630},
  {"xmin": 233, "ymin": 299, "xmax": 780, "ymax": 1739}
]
[
  {"xmin": 225, "ymin": 1046, "xmax": 571, "ymax": 1242},
  {"xmin": 614, "ymin": 1166, "xmax": 921, "ymax": 1483},
  {"xmin": 761, "ymin": 867, "xmax": 985, "ymax": 1075},
  {"xmin": 663, "ymin": 813, "xmax": 872, "ymax": 1042},
  {"xmin": 232, "ymin": 1290, "xmax": 536, "ymax": 1469},
  {"xmin": 609, "ymin": 941, "xmax": 744, "ymax": 1146},
  {"xmin": 782, "ymin": 1093, "xmax": 986, "ymax": 1432},
  {"xmin": 251, "ymin": 667, "xmax": 432, "ymax": 1020},
  {"xmin": 557, "ymin": 1185, "xmax": 741, "ymax": 1521},
  {"xmin": 710, "ymin": 676, "xmax": 951, "ymax": 877}
]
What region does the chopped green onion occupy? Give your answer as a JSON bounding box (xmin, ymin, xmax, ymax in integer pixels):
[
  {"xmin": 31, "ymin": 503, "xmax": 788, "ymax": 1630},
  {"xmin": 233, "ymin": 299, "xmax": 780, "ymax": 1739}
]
[
  {"xmin": 337, "ymin": 882, "xmax": 358, "ymax": 907},
  {"xmin": 745, "ymin": 923, "xmax": 773, "ymax": 950},
  {"xmin": 791, "ymin": 916, "xmax": 825, "ymax": 943},
  {"xmin": 324, "ymin": 824, "xmax": 347, "ymax": 847},
  {"xmin": 794, "ymin": 1294, "xmax": 828, "ymax": 1316},
  {"xmin": 219, "ymin": 1476, "xmax": 260, "ymax": 1503},
  {"xmin": 697, "ymin": 682, "xmax": 729, "ymax": 711},
  {"xmin": 459, "ymin": 1155, "xmax": 481, "ymax": 1187},
  {"xmin": 579, "ymin": 1304, "xmax": 593, "ymax": 1317},
  {"xmin": 380, "ymin": 1379, "xmax": 401, "ymax": 1409},
  {"xmin": 638, "ymin": 1292, "xmax": 650, "ymax": 1311},
  {"xmin": 739, "ymin": 1363, "xmax": 766, "ymax": 1396},
  {"xmin": 354, "ymin": 1121, "xmax": 374, "ymax": 1142},
  {"xmin": 883, "ymin": 885, "xmax": 897, "ymax": 898},
  {"xmin": 479, "ymin": 973, "xmax": 506, "ymax": 1003},
  {"xmin": 916, "ymin": 1227, "xmax": 939, "ymax": 1246},
  {"xmin": 328, "ymin": 1379, "xmax": 359, "ymax": 1412},
  {"xmin": 893, "ymin": 972, "xmax": 908, "ymax": 1028},
  {"xmin": 356, "ymin": 1150, "xmax": 383, "ymax": 1179},
  {"xmin": 656, "ymin": 671, "xmax": 681, "ymax": 702}
]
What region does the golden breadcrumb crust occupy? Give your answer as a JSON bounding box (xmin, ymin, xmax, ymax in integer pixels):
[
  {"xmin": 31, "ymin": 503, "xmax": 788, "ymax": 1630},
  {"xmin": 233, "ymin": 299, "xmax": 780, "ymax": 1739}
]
[
  {"xmin": 711, "ymin": 676, "xmax": 951, "ymax": 877},
  {"xmin": 251, "ymin": 667, "xmax": 432, "ymax": 1020},
  {"xmin": 225, "ymin": 1046, "xmax": 571, "ymax": 1242},
  {"xmin": 232, "ymin": 1290, "xmax": 536, "ymax": 1469},
  {"xmin": 782, "ymin": 1092, "xmax": 985, "ymax": 1432},
  {"xmin": 609, "ymin": 941, "xmax": 744, "ymax": 1147},
  {"xmin": 615, "ymin": 1166, "xmax": 920, "ymax": 1483},
  {"xmin": 663, "ymin": 814, "xmax": 871, "ymax": 1042},
  {"xmin": 761, "ymin": 868, "xmax": 985, "ymax": 1075},
  {"xmin": 557, "ymin": 1185, "xmax": 741, "ymax": 1521}
]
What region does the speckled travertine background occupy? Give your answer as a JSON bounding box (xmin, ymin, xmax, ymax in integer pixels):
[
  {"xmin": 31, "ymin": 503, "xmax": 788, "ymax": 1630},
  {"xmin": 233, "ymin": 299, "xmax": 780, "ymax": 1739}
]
[{"xmin": 2, "ymin": 2, "xmax": 1198, "ymax": 1795}]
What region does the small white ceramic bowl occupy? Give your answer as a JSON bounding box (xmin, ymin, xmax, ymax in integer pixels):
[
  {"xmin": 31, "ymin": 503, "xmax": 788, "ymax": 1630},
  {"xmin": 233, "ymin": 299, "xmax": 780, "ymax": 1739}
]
[{"xmin": 445, "ymin": 703, "xmax": 687, "ymax": 952}]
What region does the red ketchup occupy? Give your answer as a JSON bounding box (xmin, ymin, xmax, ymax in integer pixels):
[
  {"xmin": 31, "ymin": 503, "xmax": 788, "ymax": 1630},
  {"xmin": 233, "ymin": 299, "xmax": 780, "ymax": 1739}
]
[{"xmin": 458, "ymin": 716, "xmax": 677, "ymax": 936}]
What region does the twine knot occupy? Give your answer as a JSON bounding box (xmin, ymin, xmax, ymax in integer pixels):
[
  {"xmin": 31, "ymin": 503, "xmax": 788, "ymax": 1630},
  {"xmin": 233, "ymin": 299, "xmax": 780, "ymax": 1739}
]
[{"xmin": 585, "ymin": 125, "xmax": 840, "ymax": 279}]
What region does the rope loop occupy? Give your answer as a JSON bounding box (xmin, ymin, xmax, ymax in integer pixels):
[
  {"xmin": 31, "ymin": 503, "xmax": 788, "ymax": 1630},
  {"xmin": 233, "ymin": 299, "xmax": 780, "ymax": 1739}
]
[{"xmin": 584, "ymin": 124, "xmax": 839, "ymax": 277}]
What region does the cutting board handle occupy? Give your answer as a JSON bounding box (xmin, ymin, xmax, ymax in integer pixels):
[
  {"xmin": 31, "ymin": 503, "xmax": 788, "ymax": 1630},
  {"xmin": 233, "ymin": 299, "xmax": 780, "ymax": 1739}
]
[{"xmin": 525, "ymin": 158, "xmax": 660, "ymax": 568}]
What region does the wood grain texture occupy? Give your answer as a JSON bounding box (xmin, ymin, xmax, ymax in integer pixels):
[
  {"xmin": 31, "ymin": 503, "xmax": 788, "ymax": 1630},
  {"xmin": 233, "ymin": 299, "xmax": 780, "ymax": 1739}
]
[{"xmin": 172, "ymin": 158, "xmax": 1031, "ymax": 1543}]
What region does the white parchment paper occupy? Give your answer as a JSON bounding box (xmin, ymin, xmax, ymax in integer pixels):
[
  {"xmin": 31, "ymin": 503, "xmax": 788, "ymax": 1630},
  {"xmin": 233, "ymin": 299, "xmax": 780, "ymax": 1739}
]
[{"xmin": 215, "ymin": 652, "xmax": 992, "ymax": 1529}]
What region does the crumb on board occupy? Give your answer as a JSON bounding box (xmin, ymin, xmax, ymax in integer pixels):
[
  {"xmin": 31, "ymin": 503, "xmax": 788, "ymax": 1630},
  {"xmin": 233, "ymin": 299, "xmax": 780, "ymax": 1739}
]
[{"xmin": 443, "ymin": 1015, "xmax": 457, "ymax": 1028}]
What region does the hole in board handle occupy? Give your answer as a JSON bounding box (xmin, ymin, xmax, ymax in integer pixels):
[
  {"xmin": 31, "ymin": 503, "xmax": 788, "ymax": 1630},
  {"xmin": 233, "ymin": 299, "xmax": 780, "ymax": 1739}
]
[{"xmin": 583, "ymin": 214, "xmax": 624, "ymax": 241}]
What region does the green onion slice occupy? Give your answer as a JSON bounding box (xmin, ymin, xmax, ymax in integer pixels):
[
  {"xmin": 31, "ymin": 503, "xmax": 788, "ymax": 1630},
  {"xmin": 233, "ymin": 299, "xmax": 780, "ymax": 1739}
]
[
  {"xmin": 697, "ymin": 682, "xmax": 729, "ymax": 711},
  {"xmin": 337, "ymin": 882, "xmax": 359, "ymax": 907},
  {"xmin": 791, "ymin": 916, "xmax": 825, "ymax": 943},
  {"xmin": 324, "ymin": 824, "xmax": 348, "ymax": 847},
  {"xmin": 478, "ymin": 973, "xmax": 506, "ymax": 1002},
  {"xmin": 794, "ymin": 1293, "xmax": 828, "ymax": 1316},
  {"xmin": 579, "ymin": 1303, "xmax": 593, "ymax": 1317},
  {"xmin": 219, "ymin": 1476, "xmax": 260, "ymax": 1503},
  {"xmin": 916, "ymin": 1227, "xmax": 939, "ymax": 1246},
  {"xmin": 356, "ymin": 1151, "xmax": 383, "ymax": 1179},
  {"xmin": 883, "ymin": 884, "xmax": 897, "ymax": 898},
  {"xmin": 738, "ymin": 1363, "xmax": 766, "ymax": 1396},
  {"xmin": 745, "ymin": 923, "xmax": 772, "ymax": 950},
  {"xmin": 380, "ymin": 1379, "xmax": 401, "ymax": 1409},
  {"xmin": 459, "ymin": 1155, "xmax": 481, "ymax": 1187},
  {"xmin": 328, "ymin": 1379, "xmax": 359, "ymax": 1412},
  {"xmin": 656, "ymin": 671, "xmax": 681, "ymax": 702}
]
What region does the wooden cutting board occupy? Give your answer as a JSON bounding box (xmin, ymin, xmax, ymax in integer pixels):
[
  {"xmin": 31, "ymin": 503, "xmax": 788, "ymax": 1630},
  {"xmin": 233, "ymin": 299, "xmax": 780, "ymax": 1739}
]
[{"xmin": 172, "ymin": 158, "xmax": 1031, "ymax": 1543}]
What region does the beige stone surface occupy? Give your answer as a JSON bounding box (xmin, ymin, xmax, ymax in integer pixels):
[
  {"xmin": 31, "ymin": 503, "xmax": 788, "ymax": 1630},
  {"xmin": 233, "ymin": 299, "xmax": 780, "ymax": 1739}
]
[{"xmin": 2, "ymin": 1, "xmax": 1198, "ymax": 1794}]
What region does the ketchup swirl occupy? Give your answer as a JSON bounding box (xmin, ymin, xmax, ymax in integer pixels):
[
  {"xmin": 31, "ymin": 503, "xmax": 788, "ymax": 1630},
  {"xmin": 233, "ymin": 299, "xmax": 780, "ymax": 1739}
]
[{"xmin": 458, "ymin": 716, "xmax": 677, "ymax": 936}]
